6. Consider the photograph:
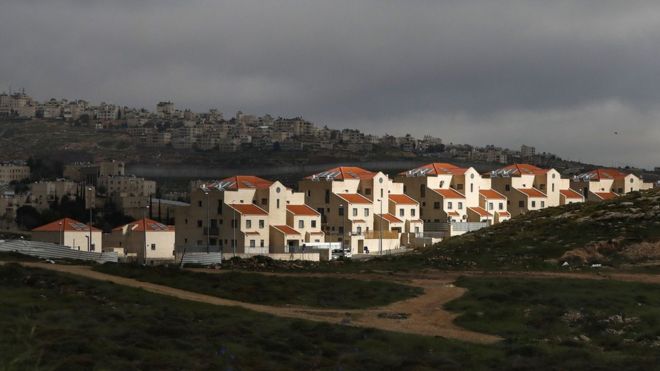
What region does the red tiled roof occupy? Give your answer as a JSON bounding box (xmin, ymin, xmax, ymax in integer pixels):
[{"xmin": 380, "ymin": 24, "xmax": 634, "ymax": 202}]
[
  {"xmin": 378, "ymin": 213, "xmax": 403, "ymax": 223},
  {"xmin": 594, "ymin": 192, "xmax": 618, "ymax": 200},
  {"xmin": 204, "ymin": 175, "xmax": 273, "ymax": 190},
  {"xmin": 479, "ymin": 189, "xmax": 506, "ymax": 200},
  {"xmin": 272, "ymin": 225, "xmax": 300, "ymax": 235},
  {"xmin": 33, "ymin": 218, "xmax": 101, "ymax": 232},
  {"xmin": 336, "ymin": 193, "xmax": 372, "ymax": 204},
  {"xmin": 389, "ymin": 194, "xmax": 418, "ymax": 205},
  {"xmin": 486, "ymin": 164, "xmax": 548, "ymax": 177},
  {"xmin": 306, "ymin": 166, "xmax": 376, "ymax": 180},
  {"xmin": 560, "ymin": 189, "xmax": 584, "ymax": 199},
  {"xmin": 114, "ymin": 218, "xmax": 174, "ymax": 232},
  {"xmin": 468, "ymin": 207, "xmax": 492, "ymax": 217},
  {"xmin": 516, "ymin": 188, "xmax": 547, "ymax": 198},
  {"xmin": 578, "ymin": 168, "xmax": 628, "ymax": 181},
  {"xmin": 497, "ymin": 211, "xmax": 511, "ymax": 217},
  {"xmin": 447, "ymin": 211, "xmax": 460, "ymax": 216},
  {"xmin": 229, "ymin": 204, "xmax": 268, "ymax": 215},
  {"xmin": 286, "ymin": 204, "xmax": 320, "ymax": 216},
  {"xmin": 432, "ymin": 188, "xmax": 465, "ymax": 199},
  {"xmin": 400, "ymin": 163, "xmax": 468, "ymax": 176}
]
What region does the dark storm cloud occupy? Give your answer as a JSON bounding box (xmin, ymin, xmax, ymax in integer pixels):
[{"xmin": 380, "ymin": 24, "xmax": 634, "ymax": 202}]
[{"xmin": 1, "ymin": 0, "xmax": 660, "ymax": 167}]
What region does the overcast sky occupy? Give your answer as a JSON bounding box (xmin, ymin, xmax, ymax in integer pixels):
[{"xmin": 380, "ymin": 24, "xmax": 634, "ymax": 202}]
[{"xmin": 2, "ymin": 1, "xmax": 660, "ymax": 168}]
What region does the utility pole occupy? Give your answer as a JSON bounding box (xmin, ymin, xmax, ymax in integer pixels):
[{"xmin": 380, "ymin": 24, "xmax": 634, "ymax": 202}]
[{"xmin": 232, "ymin": 207, "xmax": 237, "ymax": 258}]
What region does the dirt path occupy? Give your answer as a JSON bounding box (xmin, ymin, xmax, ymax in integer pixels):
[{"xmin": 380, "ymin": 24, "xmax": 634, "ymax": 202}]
[{"xmin": 12, "ymin": 262, "xmax": 501, "ymax": 344}]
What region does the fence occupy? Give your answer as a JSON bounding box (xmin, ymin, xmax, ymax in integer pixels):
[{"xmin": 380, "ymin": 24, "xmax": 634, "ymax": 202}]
[
  {"xmin": 0, "ymin": 240, "xmax": 118, "ymax": 263},
  {"xmin": 179, "ymin": 252, "xmax": 223, "ymax": 266}
]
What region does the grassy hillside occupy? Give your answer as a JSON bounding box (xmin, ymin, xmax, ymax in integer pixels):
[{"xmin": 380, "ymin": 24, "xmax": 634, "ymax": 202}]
[{"xmin": 94, "ymin": 264, "xmax": 422, "ymax": 309}]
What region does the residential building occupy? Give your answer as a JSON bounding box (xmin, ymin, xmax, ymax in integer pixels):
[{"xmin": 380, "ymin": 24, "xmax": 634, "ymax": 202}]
[
  {"xmin": 175, "ymin": 175, "xmax": 323, "ymax": 255},
  {"xmin": 298, "ymin": 167, "xmax": 406, "ymax": 253},
  {"xmin": 485, "ymin": 164, "xmax": 576, "ymax": 216},
  {"xmin": 571, "ymin": 168, "xmax": 655, "ymax": 201},
  {"xmin": 105, "ymin": 218, "xmax": 175, "ymax": 264},
  {"xmin": 32, "ymin": 218, "xmax": 102, "ymax": 252},
  {"xmin": 396, "ymin": 163, "xmax": 497, "ymax": 224},
  {"xmin": 29, "ymin": 180, "xmax": 78, "ymax": 211},
  {"xmin": 0, "ymin": 161, "xmax": 30, "ymax": 184}
]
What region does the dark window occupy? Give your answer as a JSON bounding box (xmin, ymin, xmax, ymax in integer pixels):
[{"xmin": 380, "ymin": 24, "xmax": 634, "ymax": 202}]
[
  {"xmin": 325, "ymin": 190, "xmax": 330, "ymax": 203},
  {"xmin": 420, "ymin": 184, "xmax": 426, "ymax": 198},
  {"xmin": 338, "ymin": 207, "xmax": 344, "ymax": 216},
  {"xmin": 197, "ymin": 220, "xmax": 202, "ymax": 227},
  {"xmin": 518, "ymin": 201, "xmax": 524, "ymax": 208},
  {"xmin": 505, "ymin": 184, "xmax": 511, "ymax": 192},
  {"xmin": 433, "ymin": 202, "xmax": 440, "ymax": 209}
]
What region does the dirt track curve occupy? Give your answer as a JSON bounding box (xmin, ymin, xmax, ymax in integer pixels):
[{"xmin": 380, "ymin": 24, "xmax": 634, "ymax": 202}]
[{"xmin": 8, "ymin": 262, "xmax": 660, "ymax": 344}]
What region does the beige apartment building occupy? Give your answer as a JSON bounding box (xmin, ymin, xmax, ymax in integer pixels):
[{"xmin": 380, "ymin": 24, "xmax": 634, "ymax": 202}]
[
  {"xmin": 29, "ymin": 180, "xmax": 78, "ymax": 211},
  {"xmin": 395, "ymin": 163, "xmax": 505, "ymax": 225},
  {"xmin": 570, "ymin": 168, "xmax": 654, "ymax": 202},
  {"xmin": 105, "ymin": 218, "xmax": 175, "ymax": 264},
  {"xmin": 32, "ymin": 218, "xmax": 102, "ymax": 252},
  {"xmin": 299, "ymin": 167, "xmax": 411, "ymax": 253},
  {"xmin": 175, "ymin": 175, "xmax": 325, "ymax": 255},
  {"xmin": 0, "ymin": 162, "xmax": 30, "ymax": 184},
  {"xmin": 485, "ymin": 164, "xmax": 579, "ymax": 216}
]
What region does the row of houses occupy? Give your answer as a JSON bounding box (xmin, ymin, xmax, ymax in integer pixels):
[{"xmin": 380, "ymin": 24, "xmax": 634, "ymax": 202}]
[{"xmin": 29, "ymin": 163, "xmax": 654, "ymax": 263}]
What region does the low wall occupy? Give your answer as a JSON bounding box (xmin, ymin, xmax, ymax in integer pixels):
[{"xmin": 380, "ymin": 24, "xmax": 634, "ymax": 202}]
[{"xmin": 236, "ymin": 253, "xmax": 320, "ymax": 262}]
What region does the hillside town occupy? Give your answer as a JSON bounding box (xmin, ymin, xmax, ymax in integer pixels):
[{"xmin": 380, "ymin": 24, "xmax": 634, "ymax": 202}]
[
  {"xmin": 0, "ymin": 157, "xmax": 654, "ymax": 264},
  {"xmin": 0, "ymin": 90, "xmax": 569, "ymax": 165}
]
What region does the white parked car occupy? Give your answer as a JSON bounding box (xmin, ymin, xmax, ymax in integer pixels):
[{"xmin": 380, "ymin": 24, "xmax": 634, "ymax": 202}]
[{"xmin": 331, "ymin": 249, "xmax": 352, "ymax": 260}]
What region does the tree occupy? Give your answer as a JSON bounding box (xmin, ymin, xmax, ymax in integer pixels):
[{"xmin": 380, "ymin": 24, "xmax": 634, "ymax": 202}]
[{"xmin": 15, "ymin": 206, "xmax": 43, "ymax": 230}]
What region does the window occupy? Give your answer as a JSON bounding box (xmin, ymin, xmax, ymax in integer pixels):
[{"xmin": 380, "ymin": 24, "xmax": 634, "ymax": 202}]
[
  {"xmin": 505, "ymin": 184, "xmax": 511, "ymax": 192},
  {"xmin": 307, "ymin": 190, "xmax": 311, "ymax": 197},
  {"xmin": 151, "ymin": 243, "xmax": 156, "ymax": 251},
  {"xmin": 260, "ymin": 240, "xmax": 264, "ymax": 247},
  {"xmin": 531, "ymin": 201, "xmax": 536, "ymax": 208},
  {"xmin": 499, "ymin": 203, "xmax": 503, "ymax": 210},
  {"xmin": 198, "ymin": 200, "xmax": 202, "ymax": 207},
  {"xmin": 415, "ymin": 226, "xmax": 420, "ymax": 233},
  {"xmin": 259, "ymin": 220, "xmax": 265, "ymax": 229},
  {"xmin": 338, "ymin": 226, "xmax": 344, "ymax": 234},
  {"xmin": 420, "ymin": 184, "xmax": 426, "ymax": 198},
  {"xmin": 276, "ymin": 199, "xmax": 280, "ymax": 209},
  {"xmin": 298, "ymin": 220, "xmax": 304, "ymax": 228},
  {"xmin": 434, "ymin": 202, "xmax": 440, "ymax": 209},
  {"xmin": 518, "ymin": 201, "xmax": 525, "ymax": 208},
  {"xmin": 364, "ymin": 208, "xmax": 370, "ymax": 217},
  {"xmin": 399, "ymin": 208, "xmax": 404, "ymax": 217},
  {"xmin": 338, "ymin": 207, "xmax": 344, "ymax": 216},
  {"xmin": 246, "ymin": 220, "xmax": 252, "ymax": 228},
  {"xmin": 488, "ymin": 202, "xmax": 493, "ymax": 210},
  {"xmin": 197, "ymin": 220, "xmax": 202, "ymax": 228},
  {"xmin": 325, "ymin": 190, "xmax": 330, "ymax": 203},
  {"xmin": 541, "ymin": 201, "xmax": 545, "ymax": 208},
  {"xmin": 470, "ymin": 183, "xmax": 474, "ymax": 192},
  {"xmin": 365, "ymin": 188, "xmax": 371, "ymax": 195},
  {"xmin": 311, "ymin": 220, "xmax": 317, "ymax": 228},
  {"xmin": 353, "ymin": 208, "xmax": 358, "ymax": 216},
  {"xmin": 90, "ymin": 244, "xmax": 96, "ymax": 251},
  {"xmin": 185, "ymin": 218, "xmax": 188, "ymax": 224},
  {"xmin": 356, "ymin": 226, "xmax": 362, "ymax": 234},
  {"xmin": 447, "ymin": 202, "xmax": 453, "ymax": 210},
  {"xmin": 250, "ymin": 240, "xmax": 256, "ymax": 247},
  {"xmin": 551, "ymin": 184, "xmax": 555, "ymax": 192},
  {"xmin": 458, "ymin": 202, "xmax": 463, "ymax": 210},
  {"xmin": 411, "ymin": 209, "xmax": 416, "ymax": 217}
]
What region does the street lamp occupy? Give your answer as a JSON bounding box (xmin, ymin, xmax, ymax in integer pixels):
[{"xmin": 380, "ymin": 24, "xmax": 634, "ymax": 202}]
[
  {"xmin": 202, "ymin": 187, "xmax": 210, "ymax": 254},
  {"xmin": 379, "ymin": 198, "xmax": 383, "ymax": 255},
  {"xmin": 87, "ymin": 187, "xmax": 93, "ymax": 252},
  {"xmin": 143, "ymin": 205, "xmax": 150, "ymax": 264},
  {"xmin": 339, "ymin": 203, "xmax": 345, "ymax": 252},
  {"xmin": 59, "ymin": 221, "xmax": 64, "ymax": 246},
  {"xmin": 232, "ymin": 207, "xmax": 237, "ymax": 258}
]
